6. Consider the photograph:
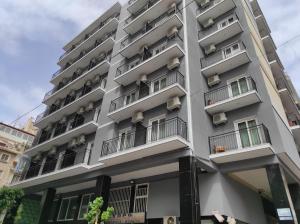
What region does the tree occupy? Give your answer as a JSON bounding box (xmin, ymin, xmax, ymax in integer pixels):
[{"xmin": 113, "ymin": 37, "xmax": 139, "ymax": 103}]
[
  {"xmin": 0, "ymin": 187, "xmax": 24, "ymax": 224},
  {"xmin": 84, "ymin": 197, "xmax": 114, "ymax": 224}
]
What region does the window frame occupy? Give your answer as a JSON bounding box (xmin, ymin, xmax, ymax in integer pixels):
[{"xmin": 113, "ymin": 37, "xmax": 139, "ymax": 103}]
[
  {"xmin": 0, "ymin": 153, "xmax": 10, "ymax": 162},
  {"xmin": 77, "ymin": 193, "xmax": 94, "ymax": 220},
  {"xmin": 57, "ymin": 196, "xmax": 78, "ymax": 221}
]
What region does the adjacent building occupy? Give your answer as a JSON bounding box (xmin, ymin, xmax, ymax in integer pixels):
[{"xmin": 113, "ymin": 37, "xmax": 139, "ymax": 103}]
[
  {"xmin": 0, "ymin": 119, "xmax": 36, "ymax": 187},
  {"xmin": 9, "ymin": 0, "xmax": 300, "ymax": 223}
]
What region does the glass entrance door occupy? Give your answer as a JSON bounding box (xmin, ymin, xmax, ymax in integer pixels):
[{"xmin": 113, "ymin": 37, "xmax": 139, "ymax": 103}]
[
  {"xmin": 148, "ymin": 116, "xmax": 166, "ymax": 142},
  {"xmin": 228, "ymin": 77, "xmax": 249, "ymax": 97},
  {"xmin": 223, "ymin": 43, "xmax": 240, "ymax": 59},
  {"xmin": 151, "ymin": 76, "xmax": 167, "ymax": 93}
]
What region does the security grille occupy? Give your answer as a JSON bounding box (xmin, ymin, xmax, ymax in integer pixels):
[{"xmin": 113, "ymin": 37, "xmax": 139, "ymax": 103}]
[
  {"xmin": 108, "ymin": 186, "xmax": 131, "ymax": 216},
  {"xmin": 133, "ymin": 184, "xmax": 149, "ymax": 213}
]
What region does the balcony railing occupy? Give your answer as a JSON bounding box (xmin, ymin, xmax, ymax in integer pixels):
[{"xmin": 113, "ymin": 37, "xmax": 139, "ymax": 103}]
[
  {"xmin": 209, "ymin": 124, "xmax": 271, "ymax": 155},
  {"xmin": 196, "ymin": 0, "xmax": 227, "ymax": 15},
  {"xmin": 116, "ymin": 34, "xmax": 183, "ymax": 77},
  {"xmin": 200, "ymin": 41, "xmax": 246, "ymax": 68},
  {"xmin": 48, "ymin": 52, "xmax": 110, "ymax": 98},
  {"xmin": 198, "ymin": 12, "xmax": 239, "ymax": 39},
  {"xmin": 101, "ymin": 117, "xmax": 187, "ymax": 157},
  {"xmin": 121, "ymin": 5, "xmax": 182, "ymax": 49},
  {"xmin": 109, "ymin": 71, "xmax": 184, "ymax": 112},
  {"xmin": 125, "ymin": 0, "xmax": 160, "ymax": 25},
  {"xmin": 287, "ymin": 113, "xmax": 300, "ymax": 127},
  {"xmin": 59, "ymin": 14, "xmax": 119, "ymax": 61},
  {"xmin": 17, "ymin": 148, "xmax": 87, "ymax": 181},
  {"xmin": 204, "ymin": 77, "xmax": 257, "ymax": 106},
  {"xmin": 36, "ymin": 78, "xmax": 104, "ymax": 124}
]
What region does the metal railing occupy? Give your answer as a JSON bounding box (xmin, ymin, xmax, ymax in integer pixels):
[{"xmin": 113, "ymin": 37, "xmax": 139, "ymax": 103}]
[
  {"xmin": 209, "ymin": 124, "xmax": 271, "ymax": 154},
  {"xmin": 125, "ymin": 0, "xmax": 160, "ymax": 25},
  {"xmin": 116, "ymin": 34, "xmax": 183, "ymax": 77},
  {"xmin": 198, "ymin": 12, "xmax": 239, "ymax": 39},
  {"xmin": 36, "ymin": 78, "xmax": 104, "ymax": 124},
  {"xmin": 204, "ymin": 77, "xmax": 257, "ymax": 106},
  {"xmin": 109, "ymin": 71, "xmax": 185, "ymax": 112},
  {"xmin": 121, "ymin": 6, "xmax": 182, "ymax": 49},
  {"xmin": 101, "ymin": 117, "xmax": 187, "ymax": 157},
  {"xmin": 59, "ymin": 14, "xmax": 119, "ymax": 61},
  {"xmin": 20, "ymin": 148, "xmax": 87, "ymax": 181},
  {"xmin": 196, "ymin": 0, "xmax": 225, "ymax": 15},
  {"xmin": 200, "ymin": 41, "xmax": 247, "ymax": 68},
  {"xmin": 286, "ymin": 113, "xmax": 300, "ymax": 127}
]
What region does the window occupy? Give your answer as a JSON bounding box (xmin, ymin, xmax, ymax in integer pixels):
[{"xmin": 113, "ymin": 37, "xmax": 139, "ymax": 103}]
[
  {"xmin": 109, "ymin": 186, "xmax": 131, "ymax": 216},
  {"xmin": 129, "ymin": 59, "xmax": 140, "ymax": 70},
  {"xmin": 124, "ymin": 91, "xmax": 137, "ymax": 106},
  {"xmin": 134, "ymin": 184, "xmax": 149, "ymax": 213},
  {"xmin": 78, "ymin": 194, "xmax": 94, "ymax": 220},
  {"xmin": 223, "ymin": 43, "xmax": 240, "ymax": 59},
  {"xmin": 228, "ymin": 77, "xmax": 250, "ymax": 97},
  {"xmin": 234, "ymin": 118, "xmax": 261, "ymax": 148},
  {"xmin": 148, "ymin": 115, "xmax": 166, "ymax": 142},
  {"xmin": 11, "ymin": 130, "xmax": 17, "ymax": 136},
  {"xmin": 151, "ymin": 76, "xmax": 167, "ymax": 93},
  {"xmin": 118, "ymin": 128, "xmax": 134, "ymax": 151},
  {"xmin": 152, "ymin": 42, "xmax": 167, "ymax": 56},
  {"xmin": 218, "ymin": 16, "xmax": 235, "ymax": 29},
  {"xmin": 0, "ymin": 153, "xmax": 9, "ymax": 162},
  {"xmin": 57, "ymin": 197, "xmax": 78, "ymax": 221}
]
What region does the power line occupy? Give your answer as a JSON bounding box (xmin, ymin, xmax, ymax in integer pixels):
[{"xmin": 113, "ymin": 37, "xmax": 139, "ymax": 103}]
[
  {"xmin": 10, "ymin": 104, "xmax": 43, "ymax": 126},
  {"xmin": 277, "ymin": 34, "xmax": 300, "ymax": 48}
]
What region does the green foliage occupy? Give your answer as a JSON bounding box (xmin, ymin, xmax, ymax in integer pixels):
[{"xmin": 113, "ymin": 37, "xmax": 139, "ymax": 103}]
[
  {"xmin": 84, "ymin": 197, "xmax": 114, "ymax": 224},
  {"xmin": 0, "ymin": 187, "xmax": 24, "ymax": 213}
]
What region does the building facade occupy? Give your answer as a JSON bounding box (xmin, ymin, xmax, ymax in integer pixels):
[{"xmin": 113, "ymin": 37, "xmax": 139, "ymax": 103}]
[
  {"xmin": 10, "ymin": 0, "xmax": 300, "ymax": 223},
  {"xmin": 0, "ymin": 120, "xmax": 36, "ymax": 187}
]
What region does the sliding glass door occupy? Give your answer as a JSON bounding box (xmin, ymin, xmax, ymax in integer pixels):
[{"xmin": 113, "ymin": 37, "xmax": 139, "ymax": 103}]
[{"xmin": 235, "ymin": 119, "xmax": 261, "ymax": 148}]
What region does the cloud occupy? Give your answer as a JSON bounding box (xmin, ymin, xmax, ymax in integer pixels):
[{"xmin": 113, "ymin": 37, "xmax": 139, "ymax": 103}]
[{"xmin": 0, "ymin": 0, "xmax": 120, "ymax": 55}]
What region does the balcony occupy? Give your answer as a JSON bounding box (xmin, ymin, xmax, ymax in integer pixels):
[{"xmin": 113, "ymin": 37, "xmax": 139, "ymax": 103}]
[
  {"xmin": 108, "ymin": 71, "xmax": 185, "ymax": 122},
  {"xmin": 204, "ymin": 77, "xmax": 260, "ymax": 114},
  {"xmin": 262, "ymin": 35, "xmax": 276, "ymax": 55},
  {"xmin": 115, "ymin": 35, "xmax": 184, "ymax": 86},
  {"xmin": 11, "ymin": 148, "xmax": 91, "ymax": 188},
  {"xmin": 35, "ymin": 84, "xmax": 105, "ymax": 128},
  {"xmin": 127, "ymin": 0, "xmax": 150, "ymax": 14},
  {"xmin": 58, "ymin": 29, "xmax": 116, "ymax": 68},
  {"xmin": 120, "ymin": 9, "xmax": 183, "ymax": 58},
  {"xmin": 287, "ymin": 113, "xmax": 300, "ymax": 146},
  {"xmin": 124, "ymin": 0, "xmax": 180, "ymax": 35},
  {"xmin": 198, "ymin": 14, "xmax": 242, "ymax": 47},
  {"xmin": 196, "ymin": 0, "xmax": 236, "ymax": 24},
  {"xmin": 209, "ymin": 124, "xmax": 273, "ymax": 163},
  {"xmin": 51, "ymin": 47, "xmax": 111, "ymax": 86},
  {"xmin": 99, "ymin": 117, "xmax": 188, "ymax": 167},
  {"xmin": 27, "ymin": 116, "xmax": 98, "ymax": 157},
  {"xmin": 255, "ymin": 14, "xmax": 271, "ymax": 38},
  {"xmin": 200, "ymin": 41, "xmax": 250, "ymax": 77}
]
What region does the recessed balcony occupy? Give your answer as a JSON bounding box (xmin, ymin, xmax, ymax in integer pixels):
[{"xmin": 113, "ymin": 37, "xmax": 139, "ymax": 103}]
[
  {"xmin": 269, "ymin": 59, "xmax": 284, "ymax": 81},
  {"xmin": 124, "ymin": 0, "xmax": 180, "ymax": 35},
  {"xmin": 51, "ymin": 47, "xmax": 112, "ymax": 86},
  {"xmin": 198, "ymin": 18, "xmax": 242, "ymax": 47},
  {"xmin": 108, "ymin": 71, "xmax": 186, "ymax": 122},
  {"xmin": 120, "ymin": 11, "xmax": 183, "ymax": 58},
  {"xmin": 287, "ymin": 113, "xmax": 300, "ymax": 147},
  {"xmin": 262, "ymin": 35, "xmax": 276, "ymax": 55},
  {"xmin": 255, "ymin": 14, "xmax": 271, "ymax": 38},
  {"xmin": 43, "ymin": 62, "xmax": 109, "ymax": 105},
  {"xmin": 127, "ymin": 0, "xmax": 150, "ymax": 14},
  {"xmin": 35, "ymin": 86, "xmax": 105, "ymax": 129},
  {"xmin": 10, "ymin": 148, "xmax": 91, "ymax": 188},
  {"xmin": 209, "ymin": 124, "xmax": 273, "ymax": 163},
  {"xmin": 99, "ymin": 117, "xmax": 188, "ymax": 167},
  {"xmin": 59, "ymin": 18, "xmax": 118, "ymax": 66},
  {"xmin": 115, "ymin": 36, "xmax": 184, "ymax": 86},
  {"xmin": 26, "ymin": 120, "xmax": 98, "ymax": 157},
  {"xmin": 196, "ymin": 0, "xmax": 235, "ymax": 24},
  {"xmin": 204, "ymin": 77, "xmax": 261, "ymax": 114},
  {"xmin": 200, "ymin": 41, "xmax": 250, "ymax": 77}
]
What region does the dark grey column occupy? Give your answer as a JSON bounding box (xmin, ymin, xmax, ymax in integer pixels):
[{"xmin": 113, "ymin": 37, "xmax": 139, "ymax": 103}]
[
  {"xmin": 179, "ymin": 156, "xmax": 200, "ymax": 224},
  {"xmin": 266, "ymin": 165, "xmax": 298, "ymax": 224},
  {"xmin": 95, "ymin": 175, "xmax": 111, "ymax": 210},
  {"xmin": 37, "ymin": 188, "xmax": 56, "ymax": 224}
]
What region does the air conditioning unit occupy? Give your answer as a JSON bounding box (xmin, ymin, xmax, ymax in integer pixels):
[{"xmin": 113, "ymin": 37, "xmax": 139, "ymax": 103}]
[
  {"xmin": 167, "ymin": 57, "xmax": 180, "ymax": 70},
  {"xmin": 167, "ymin": 96, "xmax": 181, "ymax": 110},
  {"xmin": 86, "ymin": 102, "xmax": 94, "ymax": 111},
  {"xmin": 78, "ymin": 135, "xmax": 86, "ymax": 145},
  {"xmin": 204, "ymin": 44, "xmax": 216, "ymax": 55},
  {"xmin": 132, "ymin": 111, "xmax": 144, "ymax": 123},
  {"xmin": 48, "ymin": 146, "xmax": 57, "ymax": 156},
  {"xmin": 200, "ymin": 0, "xmax": 211, "ymax": 8},
  {"xmin": 207, "ymin": 75, "xmax": 220, "ymax": 87},
  {"xmin": 168, "ymin": 3, "xmax": 177, "ymax": 15},
  {"xmin": 69, "ymin": 138, "xmax": 77, "ymax": 148},
  {"xmin": 163, "ymin": 216, "xmax": 177, "ymax": 224},
  {"xmin": 136, "ymin": 74, "xmax": 148, "ymax": 85},
  {"xmin": 139, "ymin": 44, "xmax": 148, "ymax": 55},
  {"xmin": 60, "ymin": 116, "xmax": 67, "ymax": 124},
  {"xmin": 93, "ymin": 75, "xmax": 100, "ymax": 83},
  {"xmin": 167, "ymin": 26, "xmax": 179, "ymax": 38},
  {"xmin": 202, "ymin": 18, "xmax": 214, "ymax": 28},
  {"xmin": 78, "ymin": 107, "xmax": 85, "ymax": 114},
  {"xmin": 69, "ymin": 89, "xmax": 76, "ymax": 96},
  {"xmin": 213, "ymin": 112, "xmax": 227, "ymax": 125}
]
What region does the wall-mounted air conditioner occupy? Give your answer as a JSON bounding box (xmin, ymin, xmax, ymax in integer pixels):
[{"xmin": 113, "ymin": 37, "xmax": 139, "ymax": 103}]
[
  {"xmin": 167, "ymin": 96, "xmax": 181, "ymax": 111},
  {"xmin": 200, "ymin": 0, "xmax": 211, "ymax": 8},
  {"xmin": 202, "ymin": 18, "xmax": 214, "ymax": 28},
  {"xmin": 163, "ymin": 216, "xmax": 177, "ymax": 224},
  {"xmin": 167, "ymin": 57, "xmax": 180, "ymax": 70},
  {"xmin": 139, "ymin": 45, "xmax": 148, "ymax": 55},
  {"xmin": 204, "ymin": 44, "xmax": 216, "ymax": 55},
  {"xmin": 78, "ymin": 135, "xmax": 86, "ymax": 145},
  {"xmin": 167, "ymin": 26, "xmax": 179, "ymax": 38},
  {"xmin": 137, "ymin": 74, "xmax": 147, "ymax": 85},
  {"xmin": 86, "ymin": 102, "xmax": 94, "ymax": 111},
  {"xmin": 132, "ymin": 111, "xmax": 144, "ymax": 123},
  {"xmin": 168, "ymin": 3, "xmax": 177, "ymax": 15},
  {"xmin": 213, "ymin": 112, "xmax": 227, "ymax": 125},
  {"xmin": 207, "ymin": 75, "xmax": 220, "ymax": 87}
]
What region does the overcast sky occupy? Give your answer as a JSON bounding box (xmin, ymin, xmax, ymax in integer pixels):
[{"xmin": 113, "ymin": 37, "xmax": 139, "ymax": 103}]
[{"xmin": 0, "ymin": 0, "xmax": 299, "ymax": 127}]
